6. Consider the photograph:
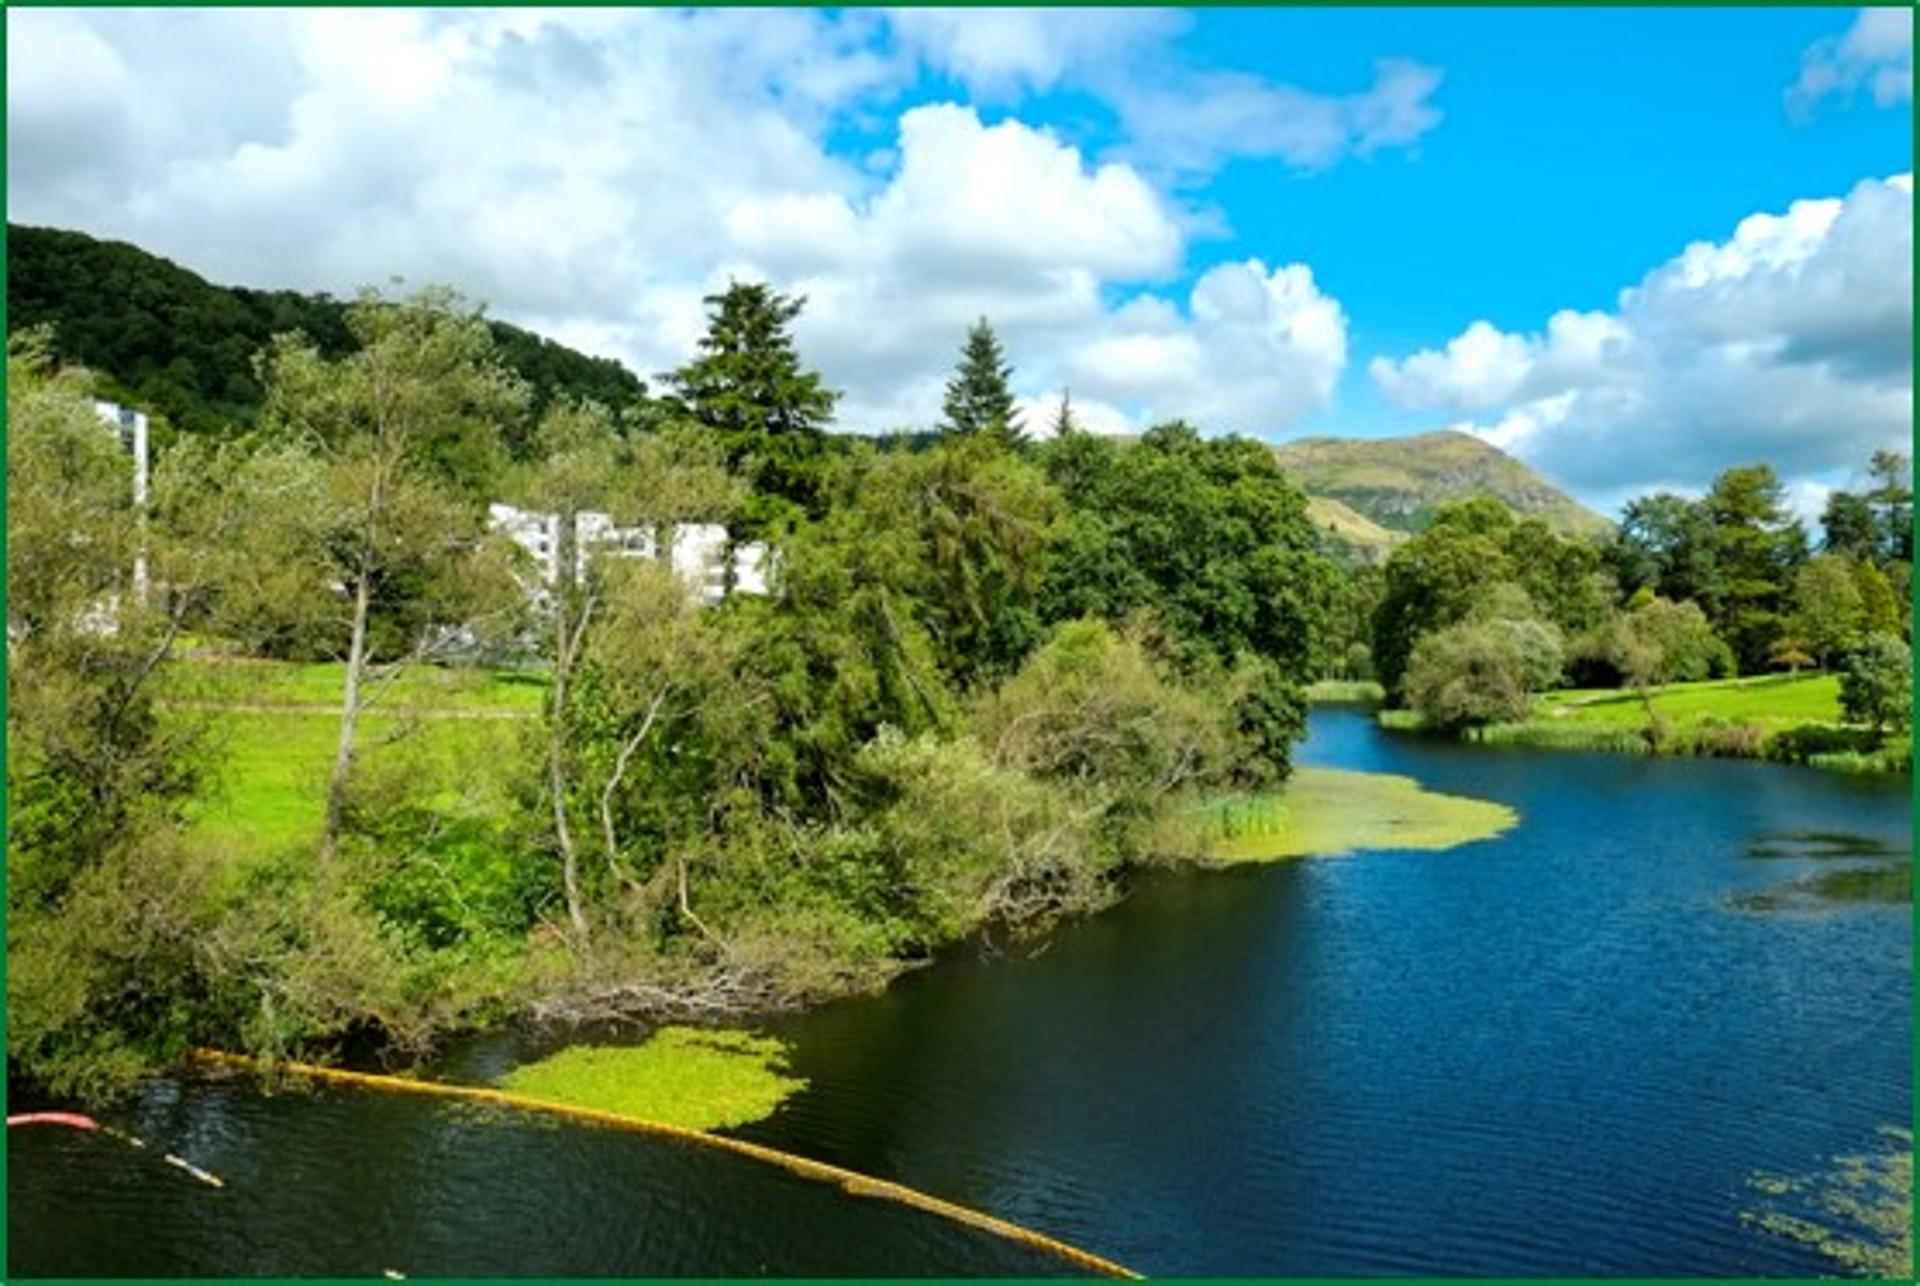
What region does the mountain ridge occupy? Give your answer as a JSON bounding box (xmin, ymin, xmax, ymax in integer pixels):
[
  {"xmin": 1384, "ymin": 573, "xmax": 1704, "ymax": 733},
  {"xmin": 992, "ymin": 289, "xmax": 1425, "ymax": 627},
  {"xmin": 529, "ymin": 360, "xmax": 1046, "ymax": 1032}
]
[{"xmin": 1273, "ymin": 428, "xmax": 1610, "ymax": 562}]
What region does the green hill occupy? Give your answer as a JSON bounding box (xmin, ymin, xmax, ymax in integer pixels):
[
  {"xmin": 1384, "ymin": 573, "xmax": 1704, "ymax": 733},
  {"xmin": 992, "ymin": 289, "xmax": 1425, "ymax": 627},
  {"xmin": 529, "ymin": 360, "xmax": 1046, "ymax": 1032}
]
[
  {"xmin": 1274, "ymin": 430, "xmax": 1610, "ymax": 557},
  {"xmin": 7, "ymin": 224, "xmax": 646, "ymax": 447}
]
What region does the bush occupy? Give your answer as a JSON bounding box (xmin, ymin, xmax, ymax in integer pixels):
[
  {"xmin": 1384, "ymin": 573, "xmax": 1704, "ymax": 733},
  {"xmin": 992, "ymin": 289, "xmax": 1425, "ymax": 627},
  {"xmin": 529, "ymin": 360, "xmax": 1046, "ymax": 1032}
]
[
  {"xmin": 1840, "ymin": 633, "xmax": 1913, "ymax": 733},
  {"xmin": 1403, "ymin": 617, "xmax": 1564, "ymax": 731}
]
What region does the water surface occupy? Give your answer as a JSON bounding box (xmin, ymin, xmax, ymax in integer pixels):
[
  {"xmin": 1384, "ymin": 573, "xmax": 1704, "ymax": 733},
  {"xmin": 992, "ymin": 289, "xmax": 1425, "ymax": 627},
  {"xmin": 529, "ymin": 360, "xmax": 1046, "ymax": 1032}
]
[{"xmin": 11, "ymin": 710, "xmax": 1910, "ymax": 1275}]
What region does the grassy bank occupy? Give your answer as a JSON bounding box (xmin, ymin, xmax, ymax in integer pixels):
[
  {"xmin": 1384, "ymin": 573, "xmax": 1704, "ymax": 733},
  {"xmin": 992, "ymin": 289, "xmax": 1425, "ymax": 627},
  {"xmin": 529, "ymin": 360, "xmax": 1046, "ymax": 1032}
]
[
  {"xmin": 1305, "ymin": 678, "xmax": 1385, "ymax": 705},
  {"xmin": 1380, "ymin": 673, "xmax": 1910, "ymax": 774}
]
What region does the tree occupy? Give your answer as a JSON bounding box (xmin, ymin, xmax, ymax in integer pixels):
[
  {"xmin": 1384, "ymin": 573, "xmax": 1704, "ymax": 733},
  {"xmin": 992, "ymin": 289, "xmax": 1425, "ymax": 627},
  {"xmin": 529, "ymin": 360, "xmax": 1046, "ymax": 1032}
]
[
  {"xmin": 665, "ymin": 282, "xmax": 837, "ymax": 532},
  {"xmin": 1822, "ymin": 489, "xmax": 1879, "ymax": 562},
  {"xmin": 1789, "ymin": 555, "xmax": 1868, "ymax": 669},
  {"xmin": 1372, "ymin": 498, "xmax": 1517, "ymax": 694},
  {"xmin": 846, "ymin": 434, "xmax": 1059, "ymax": 688},
  {"xmin": 1866, "ymin": 450, "xmax": 1912, "ymax": 564},
  {"xmin": 940, "ymin": 318, "xmax": 1023, "ymax": 449},
  {"xmin": 1403, "ymin": 616, "xmax": 1564, "ymax": 731},
  {"xmin": 518, "ymin": 401, "xmax": 737, "ymax": 939},
  {"xmin": 7, "ymin": 333, "xmax": 202, "ymax": 910},
  {"xmin": 1611, "ymin": 492, "xmax": 1718, "ymax": 607},
  {"xmin": 1839, "ymin": 633, "xmax": 1912, "ymax": 733},
  {"xmin": 1854, "ymin": 559, "xmax": 1903, "ymax": 639},
  {"xmin": 1702, "ymin": 464, "xmax": 1805, "ymax": 673},
  {"xmin": 257, "ymin": 289, "xmax": 529, "ymax": 863},
  {"xmin": 1050, "ymin": 389, "xmax": 1080, "ymax": 438}
]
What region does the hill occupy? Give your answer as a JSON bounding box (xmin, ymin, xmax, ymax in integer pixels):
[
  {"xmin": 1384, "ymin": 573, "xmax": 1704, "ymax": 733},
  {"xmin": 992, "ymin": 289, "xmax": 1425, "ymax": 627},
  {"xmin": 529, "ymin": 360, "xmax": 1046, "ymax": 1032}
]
[
  {"xmin": 8, "ymin": 224, "xmax": 646, "ymax": 447},
  {"xmin": 1273, "ymin": 430, "xmax": 1610, "ymax": 559}
]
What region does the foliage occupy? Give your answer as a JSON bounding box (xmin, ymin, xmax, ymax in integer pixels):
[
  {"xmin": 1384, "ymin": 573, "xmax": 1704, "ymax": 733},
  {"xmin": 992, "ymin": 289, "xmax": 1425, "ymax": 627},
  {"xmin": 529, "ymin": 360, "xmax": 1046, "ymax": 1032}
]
[
  {"xmin": 1371, "ymin": 498, "xmax": 1601, "ymax": 694},
  {"xmin": 1040, "ymin": 422, "xmax": 1335, "ymax": 682},
  {"xmin": 841, "ymin": 435, "xmax": 1059, "ymax": 688},
  {"xmin": 663, "ymin": 282, "xmax": 837, "ymax": 532},
  {"xmin": 1403, "ymin": 615, "xmax": 1565, "ymax": 731},
  {"xmin": 1839, "ymin": 633, "xmax": 1912, "ymax": 733},
  {"xmin": 940, "ymin": 318, "xmax": 1024, "ymax": 449},
  {"xmin": 1788, "ymin": 555, "xmax": 1866, "ymax": 669},
  {"xmin": 1569, "ymin": 595, "xmax": 1733, "ymax": 689},
  {"xmin": 7, "ymin": 335, "xmax": 203, "ymax": 913},
  {"xmin": 10, "ymin": 223, "xmax": 644, "ymax": 449}
]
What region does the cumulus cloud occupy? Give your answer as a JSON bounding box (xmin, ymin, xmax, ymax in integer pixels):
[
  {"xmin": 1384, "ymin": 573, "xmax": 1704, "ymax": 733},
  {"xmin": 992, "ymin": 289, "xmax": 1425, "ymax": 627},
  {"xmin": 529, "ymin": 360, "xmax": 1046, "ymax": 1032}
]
[
  {"xmin": 1369, "ymin": 173, "xmax": 1913, "ymax": 502},
  {"xmin": 8, "ymin": 8, "xmax": 1354, "ymax": 438},
  {"xmin": 1787, "ymin": 7, "xmax": 1913, "ymax": 118}
]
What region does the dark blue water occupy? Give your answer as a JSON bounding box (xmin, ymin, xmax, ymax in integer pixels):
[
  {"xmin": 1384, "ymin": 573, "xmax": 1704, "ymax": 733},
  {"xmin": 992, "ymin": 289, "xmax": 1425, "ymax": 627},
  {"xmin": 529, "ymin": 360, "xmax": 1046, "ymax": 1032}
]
[
  {"xmin": 740, "ymin": 710, "xmax": 1912, "ymax": 1275},
  {"xmin": 10, "ymin": 711, "xmax": 1911, "ymax": 1275}
]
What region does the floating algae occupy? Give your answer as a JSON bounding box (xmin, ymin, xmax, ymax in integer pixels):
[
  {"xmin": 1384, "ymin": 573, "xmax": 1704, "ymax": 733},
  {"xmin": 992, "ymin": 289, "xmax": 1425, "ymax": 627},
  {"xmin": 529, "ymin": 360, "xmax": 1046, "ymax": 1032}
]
[
  {"xmin": 1731, "ymin": 865, "xmax": 1912, "ymax": 912},
  {"xmin": 1745, "ymin": 831, "xmax": 1906, "ymax": 862},
  {"xmin": 498, "ymin": 1027, "xmax": 808, "ymax": 1131},
  {"xmin": 1201, "ymin": 767, "xmax": 1516, "ymax": 863},
  {"xmin": 1733, "ymin": 831, "xmax": 1911, "ymax": 912},
  {"xmin": 1743, "ymin": 1127, "xmax": 1912, "ymax": 1278}
]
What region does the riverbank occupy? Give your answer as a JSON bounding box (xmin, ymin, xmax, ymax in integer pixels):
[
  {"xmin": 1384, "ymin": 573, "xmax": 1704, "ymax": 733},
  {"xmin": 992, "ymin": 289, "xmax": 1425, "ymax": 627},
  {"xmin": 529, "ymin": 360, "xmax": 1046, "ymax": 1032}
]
[
  {"xmin": 1376, "ymin": 673, "xmax": 1911, "ymax": 774},
  {"xmin": 135, "ymin": 658, "xmax": 1520, "ymax": 1091}
]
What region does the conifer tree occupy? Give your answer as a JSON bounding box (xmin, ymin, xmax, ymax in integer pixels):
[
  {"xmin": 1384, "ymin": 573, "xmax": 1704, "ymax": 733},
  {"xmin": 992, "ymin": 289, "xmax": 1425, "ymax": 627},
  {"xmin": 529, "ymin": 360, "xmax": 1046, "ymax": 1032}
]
[
  {"xmin": 941, "ymin": 318, "xmax": 1023, "ymax": 448},
  {"xmin": 666, "ymin": 281, "xmax": 837, "ymax": 529},
  {"xmin": 1050, "ymin": 388, "xmax": 1080, "ymax": 438}
]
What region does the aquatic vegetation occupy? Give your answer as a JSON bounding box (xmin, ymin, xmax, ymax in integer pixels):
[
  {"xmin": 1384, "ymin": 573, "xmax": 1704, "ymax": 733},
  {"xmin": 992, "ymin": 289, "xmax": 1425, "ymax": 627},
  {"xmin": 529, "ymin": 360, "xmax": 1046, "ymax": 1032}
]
[
  {"xmin": 1745, "ymin": 832, "xmax": 1905, "ymax": 861},
  {"xmin": 1734, "ymin": 833, "xmax": 1911, "ymax": 911},
  {"xmin": 1743, "ymin": 1127, "xmax": 1911, "ymax": 1278},
  {"xmin": 1200, "ymin": 767, "xmax": 1516, "ymax": 863},
  {"xmin": 498, "ymin": 1027, "xmax": 808, "ymax": 1131}
]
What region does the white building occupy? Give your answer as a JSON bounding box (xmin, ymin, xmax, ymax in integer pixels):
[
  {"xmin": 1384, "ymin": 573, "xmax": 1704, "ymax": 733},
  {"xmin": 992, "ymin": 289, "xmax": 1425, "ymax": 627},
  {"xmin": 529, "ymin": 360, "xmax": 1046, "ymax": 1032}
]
[
  {"xmin": 93, "ymin": 399, "xmax": 151, "ymax": 603},
  {"xmin": 488, "ymin": 503, "xmax": 768, "ymax": 605}
]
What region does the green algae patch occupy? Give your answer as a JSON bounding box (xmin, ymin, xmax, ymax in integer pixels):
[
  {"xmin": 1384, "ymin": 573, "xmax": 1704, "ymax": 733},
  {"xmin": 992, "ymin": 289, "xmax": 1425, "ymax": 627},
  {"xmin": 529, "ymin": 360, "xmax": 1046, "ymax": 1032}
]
[
  {"xmin": 1201, "ymin": 767, "xmax": 1516, "ymax": 863},
  {"xmin": 498, "ymin": 1027, "xmax": 808, "ymax": 1131},
  {"xmin": 1743, "ymin": 1127, "xmax": 1912, "ymax": 1277}
]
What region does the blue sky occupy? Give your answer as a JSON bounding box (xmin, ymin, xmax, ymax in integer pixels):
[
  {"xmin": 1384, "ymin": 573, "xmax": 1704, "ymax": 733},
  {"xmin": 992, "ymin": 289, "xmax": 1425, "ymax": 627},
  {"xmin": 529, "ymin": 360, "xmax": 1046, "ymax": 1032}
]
[{"xmin": 8, "ymin": 7, "xmax": 1914, "ymax": 512}]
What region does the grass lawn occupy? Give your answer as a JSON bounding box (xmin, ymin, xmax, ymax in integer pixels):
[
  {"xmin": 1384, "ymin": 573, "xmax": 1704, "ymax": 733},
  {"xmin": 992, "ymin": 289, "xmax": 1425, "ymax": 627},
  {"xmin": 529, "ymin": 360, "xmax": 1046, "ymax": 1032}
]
[
  {"xmin": 167, "ymin": 658, "xmax": 538, "ymax": 860},
  {"xmin": 1535, "ymin": 672, "xmax": 1844, "ymax": 730},
  {"xmin": 162, "ymin": 656, "xmax": 548, "ymax": 713}
]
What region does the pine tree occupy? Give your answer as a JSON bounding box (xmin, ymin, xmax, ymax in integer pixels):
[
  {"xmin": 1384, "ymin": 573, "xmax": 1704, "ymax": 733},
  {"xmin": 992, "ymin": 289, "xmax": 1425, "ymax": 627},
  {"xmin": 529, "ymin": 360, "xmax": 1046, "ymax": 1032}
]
[
  {"xmin": 1050, "ymin": 388, "xmax": 1080, "ymax": 438},
  {"xmin": 666, "ymin": 281, "xmax": 837, "ymax": 528},
  {"xmin": 940, "ymin": 318, "xmax": 1023, "ymax": 448}
]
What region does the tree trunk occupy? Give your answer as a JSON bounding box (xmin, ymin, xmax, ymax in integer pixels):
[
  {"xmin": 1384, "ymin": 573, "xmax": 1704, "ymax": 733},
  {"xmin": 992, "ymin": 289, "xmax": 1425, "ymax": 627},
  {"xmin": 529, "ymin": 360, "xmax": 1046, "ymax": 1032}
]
[
  {"xmin": 547, "ymin": 548, "xmax": 591, "ymax": 942},
  {"xmin": 320, "ymin": 563, "xmax": 374, "ymax": 864}
]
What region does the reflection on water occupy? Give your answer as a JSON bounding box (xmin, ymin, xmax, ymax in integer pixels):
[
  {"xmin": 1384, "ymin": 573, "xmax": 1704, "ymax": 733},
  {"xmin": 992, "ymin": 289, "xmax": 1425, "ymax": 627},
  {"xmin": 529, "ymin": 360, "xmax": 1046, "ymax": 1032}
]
[{"xmin": 10, "ymin": 710, "xmax": 1911, "ymax": 1276}]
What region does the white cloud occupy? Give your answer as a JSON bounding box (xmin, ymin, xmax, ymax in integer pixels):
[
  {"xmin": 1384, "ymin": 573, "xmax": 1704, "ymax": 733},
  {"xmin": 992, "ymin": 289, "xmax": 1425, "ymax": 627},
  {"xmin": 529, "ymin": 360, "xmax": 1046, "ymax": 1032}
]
[
  {"xmin": 1109, "ymin": 58, "xmax": 1444, "ymax": 179},
  {"xmin": 1372, "ymin": 173, "xmax": 1913, "ymax": 502},
  {"xmin": 1787, "ymin": 8, "xmax": 1913, "ymax": 119},
  {"xmin": 886, "ymin": 8, "xmax": 1183, "ymax": 101},
  {"xmin": 9, "ymin": 9, "xmax": 1352, "ymax": 439},
  {"xmin": 886, "ymin": 8, "xmax": 1442, "ymax": 179}
]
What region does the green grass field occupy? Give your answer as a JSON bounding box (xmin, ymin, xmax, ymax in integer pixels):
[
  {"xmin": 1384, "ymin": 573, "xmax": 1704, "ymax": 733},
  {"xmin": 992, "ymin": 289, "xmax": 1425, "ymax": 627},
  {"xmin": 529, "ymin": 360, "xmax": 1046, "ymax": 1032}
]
[
  {"xmin": 167, "ymin": 659, "xmax": 538, "ymax": 860},
  {"xmin": 162, "ymin": 656, "xmax": 548, "ymax": 713},
  {"xmin": 1535, "ymin": 672, "xmax": 1844, "ymax": 730}
]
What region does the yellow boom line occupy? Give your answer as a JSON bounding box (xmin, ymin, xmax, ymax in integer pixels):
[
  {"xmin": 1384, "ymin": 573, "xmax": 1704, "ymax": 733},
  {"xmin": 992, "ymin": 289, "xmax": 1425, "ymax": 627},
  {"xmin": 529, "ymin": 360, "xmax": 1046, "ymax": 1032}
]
[{"xmin": 188, "ymin": 1049, "xmax": 1139, "ymax": 1280}]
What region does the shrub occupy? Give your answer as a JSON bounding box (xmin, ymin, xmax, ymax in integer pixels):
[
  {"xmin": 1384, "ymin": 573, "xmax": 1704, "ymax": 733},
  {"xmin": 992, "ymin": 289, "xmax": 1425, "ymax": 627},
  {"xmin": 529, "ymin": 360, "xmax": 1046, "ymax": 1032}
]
[
  {"xmin": 1403, "ymin": 617, "xmax": 1564, "ymax": 731},
  {"xmin": 1840, "ymin": 633, "xmax": 1913, "ymax": 733}
]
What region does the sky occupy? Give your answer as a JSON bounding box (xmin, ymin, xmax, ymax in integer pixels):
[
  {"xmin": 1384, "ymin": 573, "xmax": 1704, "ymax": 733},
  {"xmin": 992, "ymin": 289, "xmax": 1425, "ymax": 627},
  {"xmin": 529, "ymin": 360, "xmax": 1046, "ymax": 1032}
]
[{"xmin": 8, "ymin": 6, "xmax": 1914, "ymax": 517}]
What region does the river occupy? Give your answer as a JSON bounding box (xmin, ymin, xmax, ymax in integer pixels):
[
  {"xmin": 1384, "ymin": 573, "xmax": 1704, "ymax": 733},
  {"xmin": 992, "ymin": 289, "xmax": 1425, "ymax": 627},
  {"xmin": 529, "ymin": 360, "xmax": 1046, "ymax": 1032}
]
[{"xmin": 10, "ymin": 709, "xmax": 1911, "ymax": 1276}]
